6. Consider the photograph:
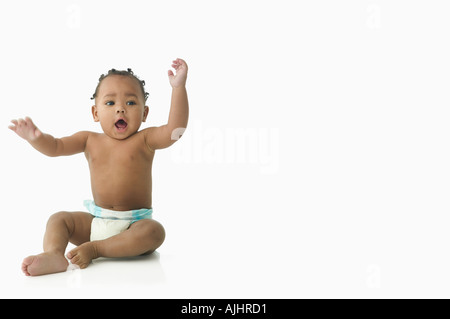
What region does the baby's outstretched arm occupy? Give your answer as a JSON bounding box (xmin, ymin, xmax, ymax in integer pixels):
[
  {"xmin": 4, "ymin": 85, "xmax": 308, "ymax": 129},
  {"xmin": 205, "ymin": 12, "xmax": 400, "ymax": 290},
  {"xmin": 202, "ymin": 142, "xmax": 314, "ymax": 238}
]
[
  {"xmin": 144, "ymin": 58, "xmax": 189, "ymax": 150},
  {"xmin": 9, "ymin": 117, "xmax": 89, "ymax": 157}
]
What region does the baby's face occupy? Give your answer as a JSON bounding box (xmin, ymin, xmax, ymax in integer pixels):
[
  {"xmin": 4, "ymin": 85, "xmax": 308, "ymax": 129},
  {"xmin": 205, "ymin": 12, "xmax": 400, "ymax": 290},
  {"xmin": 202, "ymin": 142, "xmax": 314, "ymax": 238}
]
[{"xmin": 92, "ymin": 75, "xmax": 149, "ymax": 140}]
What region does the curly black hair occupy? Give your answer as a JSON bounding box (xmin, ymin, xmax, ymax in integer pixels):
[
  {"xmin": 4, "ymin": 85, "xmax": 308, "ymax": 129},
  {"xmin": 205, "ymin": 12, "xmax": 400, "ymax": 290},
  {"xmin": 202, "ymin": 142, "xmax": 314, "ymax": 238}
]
[{"xmin": 91, "ymin": 68, "xmax": 149, "ymax": 101}]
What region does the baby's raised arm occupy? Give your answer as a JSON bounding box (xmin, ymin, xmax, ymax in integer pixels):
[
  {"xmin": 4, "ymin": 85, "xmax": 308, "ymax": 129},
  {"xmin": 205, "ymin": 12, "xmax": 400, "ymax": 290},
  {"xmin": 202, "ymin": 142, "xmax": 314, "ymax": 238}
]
[
  {"xmin": 9, "ymin": 117, "xmax": 89, "ymax": 157},
  {"xmin": 144, "ymin": 58, "xmax": 189, "ymax": 150}
]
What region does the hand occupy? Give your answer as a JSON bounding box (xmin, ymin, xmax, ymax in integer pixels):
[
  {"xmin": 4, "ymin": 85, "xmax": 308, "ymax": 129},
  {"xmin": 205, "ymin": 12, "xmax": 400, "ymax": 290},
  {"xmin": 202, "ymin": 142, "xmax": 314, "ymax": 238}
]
[
  {"xmin": 8, "ymin": 117, "xmax": 42, "ymax": 142},
  {"xmin": 168, "ymin": 58, "xmax": 188, "ymax": 88}
]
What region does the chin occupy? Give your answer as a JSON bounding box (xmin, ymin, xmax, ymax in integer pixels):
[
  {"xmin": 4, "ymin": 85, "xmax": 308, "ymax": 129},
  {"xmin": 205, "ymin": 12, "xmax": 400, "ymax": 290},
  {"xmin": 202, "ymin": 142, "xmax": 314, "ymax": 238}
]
[{"xmin": 104, "ymin": 130, "xmax": 137, "ymax": 140}]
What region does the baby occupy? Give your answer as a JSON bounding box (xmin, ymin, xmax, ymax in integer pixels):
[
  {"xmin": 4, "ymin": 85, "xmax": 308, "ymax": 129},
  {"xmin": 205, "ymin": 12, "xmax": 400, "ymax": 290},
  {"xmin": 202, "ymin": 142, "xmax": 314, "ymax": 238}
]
[{"xmin": 9, "ymin": 58, "xmax": 189, "ymax": 276}]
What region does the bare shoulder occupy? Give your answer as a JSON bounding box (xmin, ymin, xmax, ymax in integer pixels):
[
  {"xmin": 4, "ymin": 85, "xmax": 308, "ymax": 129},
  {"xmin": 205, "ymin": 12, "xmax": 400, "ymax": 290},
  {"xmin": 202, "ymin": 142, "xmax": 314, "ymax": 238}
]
[
  {"xmin": 76, "ymin": 130, "xmax": 93, "ymax": 139},
  {"xmin": 81, "ymin": 130, "xmax": 98, "ymax": 139},
  {"xmin": 82, "ymin": 131, "xmax": 107, "ymax": 149},
  {"xmin": 56, "ymin": 131, "xmax": 94, "ymax": 156},
  {"xmin": 140, "ymin": 126, "xmax": 160, "ymax": 151},
  {"xmin": 141, "ymin": 125, "xmax": 182, "ymax": 150},
  {"xmin": 74, "ymin": 130, "xmax": 96, "ymax": 144}
]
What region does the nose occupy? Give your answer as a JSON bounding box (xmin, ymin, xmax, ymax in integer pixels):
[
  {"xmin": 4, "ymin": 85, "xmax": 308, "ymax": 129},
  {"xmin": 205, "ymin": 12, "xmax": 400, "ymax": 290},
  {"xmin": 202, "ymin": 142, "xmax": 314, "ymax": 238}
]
[{"xmin": 116, "ymin": 105, "xmax": 125, "ymax": 114}]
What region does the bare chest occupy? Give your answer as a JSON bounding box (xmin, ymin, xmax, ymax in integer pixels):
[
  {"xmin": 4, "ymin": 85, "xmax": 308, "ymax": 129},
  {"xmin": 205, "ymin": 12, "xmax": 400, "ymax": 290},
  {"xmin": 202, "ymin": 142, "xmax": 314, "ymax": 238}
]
[{"xmin": 85, "ymin": 133, "xmax": 154, "ymax": 173}]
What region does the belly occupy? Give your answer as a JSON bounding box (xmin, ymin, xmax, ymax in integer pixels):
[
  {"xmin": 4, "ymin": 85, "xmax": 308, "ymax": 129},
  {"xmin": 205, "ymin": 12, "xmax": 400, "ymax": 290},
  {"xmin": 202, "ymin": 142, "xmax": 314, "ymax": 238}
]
[{"xmin": 90, "ymin": 169, "xmax": 152, "ymax": 211}]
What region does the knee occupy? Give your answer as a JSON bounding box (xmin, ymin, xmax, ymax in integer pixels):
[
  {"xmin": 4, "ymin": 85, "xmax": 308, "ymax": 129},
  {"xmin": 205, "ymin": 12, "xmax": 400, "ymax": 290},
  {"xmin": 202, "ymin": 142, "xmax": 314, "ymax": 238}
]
[
  {"xmin": 143, "ymin": 220, "xmax": 166, "ymax": 247},
  {"xmin": 47, "ymin": 211, "xmax": 73, "ymax": 229}
]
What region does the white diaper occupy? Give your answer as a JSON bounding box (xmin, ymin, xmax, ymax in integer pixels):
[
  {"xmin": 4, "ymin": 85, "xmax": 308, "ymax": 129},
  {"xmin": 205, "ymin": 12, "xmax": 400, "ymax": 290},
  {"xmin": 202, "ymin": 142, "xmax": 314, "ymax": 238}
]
[
  {"xmin": 84, "ymin": 200, "xmax": 153, "ymax": 241},
  {"xmin": 90, "ymin": 218, "xmax": 132, "ymax": 241}
]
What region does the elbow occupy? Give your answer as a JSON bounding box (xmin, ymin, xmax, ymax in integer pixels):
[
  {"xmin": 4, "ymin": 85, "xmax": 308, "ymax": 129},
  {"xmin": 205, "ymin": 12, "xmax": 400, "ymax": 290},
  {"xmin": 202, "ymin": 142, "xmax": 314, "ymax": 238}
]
[
  {"xmin": 42, "ymin": 149, "xmax": 59, "ymax": 157},
  {"xmin": 30, "ymin": 145, "xmax": 58, "ymax": 157},
  {"xmin": 46, "ymin": 152, "xmax": 59, "ymax": 158}
]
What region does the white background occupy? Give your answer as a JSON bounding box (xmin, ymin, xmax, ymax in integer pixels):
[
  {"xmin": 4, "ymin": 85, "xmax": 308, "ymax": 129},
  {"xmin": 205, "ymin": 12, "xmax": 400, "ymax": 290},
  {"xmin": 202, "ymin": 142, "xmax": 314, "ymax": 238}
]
[{"xmin": 1, "ymin": 0, "xmax": 450, "ymax": 298}]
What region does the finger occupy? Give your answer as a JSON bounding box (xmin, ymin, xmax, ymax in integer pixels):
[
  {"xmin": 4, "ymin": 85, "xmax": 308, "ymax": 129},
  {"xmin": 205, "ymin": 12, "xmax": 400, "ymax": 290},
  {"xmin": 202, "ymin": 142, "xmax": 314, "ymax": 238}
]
[
  {"xmin": 168, "ymin": 70, "xmax": 174, "ymax": 77},
  {"xmin": 172, "ymin": 59, "xmax": 181, "ymax": 66},
  {"xmin": 10, "ymin": 119, "xmax": 18, "ymax": 126},
  {"xmin": 25, "ymin": 117, "xmax": 35, "ymax": 127},
  {"xmin": 18, "ymin": 118, "xmax": 26, "ymax": 126},
  {"xmin": 176, "ymin": 58, "xmax": 186, "ymax": 66},
  {"xmin": 8, "ymin": 125, "xmax": 16, "ymax": 131}
]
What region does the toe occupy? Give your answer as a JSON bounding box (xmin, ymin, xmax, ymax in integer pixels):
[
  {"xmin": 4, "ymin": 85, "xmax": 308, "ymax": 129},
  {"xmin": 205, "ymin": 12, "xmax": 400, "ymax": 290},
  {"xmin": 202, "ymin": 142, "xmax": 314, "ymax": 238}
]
[
  {"xmin": 22, "ymin": 255, "xmax": 34, "ymax": 266},
  {"xmin": 79, "ymin": 262, "xmax": 88, "ymax": 269},
  {"xmin": 21, "ymin": 256, "xmax": 35, "ymax": 276},
  {"xmin": 66, "ymin": 248, "xmax": 78, "ymax": 260},
  {"xmin": 71, "ymin": 255, "xmax": 80, "ymax": 265},
  {"xmin": 22, "ymin": 264, "xmax": 30, "ymax": 276}
]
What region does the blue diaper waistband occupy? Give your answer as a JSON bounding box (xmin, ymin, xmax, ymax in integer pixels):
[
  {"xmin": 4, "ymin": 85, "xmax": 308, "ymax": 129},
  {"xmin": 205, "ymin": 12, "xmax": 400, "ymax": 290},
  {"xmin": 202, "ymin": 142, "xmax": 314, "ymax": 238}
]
[{"xmin": 84, "ymin": 200, "xmax": 153, "ymax": 221}]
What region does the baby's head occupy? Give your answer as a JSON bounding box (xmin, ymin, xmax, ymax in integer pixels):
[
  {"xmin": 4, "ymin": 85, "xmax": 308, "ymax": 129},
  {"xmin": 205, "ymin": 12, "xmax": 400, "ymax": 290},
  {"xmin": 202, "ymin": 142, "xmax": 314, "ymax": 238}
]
[
  {"xmin": 91, "ymin": 68, "xmax": 149, "ymax": 102},
  {"xmin": 91, "ymin": 68, "xmax": 150, "ymax": 140}
]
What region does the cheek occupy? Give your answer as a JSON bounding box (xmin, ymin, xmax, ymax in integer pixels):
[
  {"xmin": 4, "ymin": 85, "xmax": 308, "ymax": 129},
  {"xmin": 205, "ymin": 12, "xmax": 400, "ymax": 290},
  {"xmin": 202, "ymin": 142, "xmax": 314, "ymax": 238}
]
[
  {"xmin": 126, "ymin": 110, "xmax": 144, "ymax": 125},
  {"xmin": 132, "ymin": 107, "xmax": 146, "ymax": 119},
  {"xmin": 97, "ymin": 110, "xmax": 116, "ymax": 123}
]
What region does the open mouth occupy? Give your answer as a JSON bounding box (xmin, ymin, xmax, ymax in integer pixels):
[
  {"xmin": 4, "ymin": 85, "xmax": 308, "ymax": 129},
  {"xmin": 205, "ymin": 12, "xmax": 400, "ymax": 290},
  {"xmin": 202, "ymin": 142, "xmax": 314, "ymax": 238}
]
[{"xmin": 115, "ymin": 119, "xmax": 128, "ymax": 131}]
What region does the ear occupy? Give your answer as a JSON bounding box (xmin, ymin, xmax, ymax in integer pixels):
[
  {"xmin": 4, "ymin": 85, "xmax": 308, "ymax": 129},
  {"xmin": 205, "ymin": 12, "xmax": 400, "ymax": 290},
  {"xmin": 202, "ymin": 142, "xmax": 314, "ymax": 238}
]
[
  {"xmin": 142, "ymin": 105, "xmax": 149, "ymax": 122},
  {"xmin": 92, "ymin": 105, "xmax": 100, "ymax": 122}
]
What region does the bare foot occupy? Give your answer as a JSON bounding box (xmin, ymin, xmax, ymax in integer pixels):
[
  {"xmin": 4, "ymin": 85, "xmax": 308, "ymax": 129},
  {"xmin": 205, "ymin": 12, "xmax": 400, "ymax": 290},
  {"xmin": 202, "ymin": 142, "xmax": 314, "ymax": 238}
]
[
  {"xmin": 22, "ymin": 252, "xmax": 69, "ymax": 276},
  {"xmin": 67, "ymin": 242, "xmax": 98, "ymax": 269}
]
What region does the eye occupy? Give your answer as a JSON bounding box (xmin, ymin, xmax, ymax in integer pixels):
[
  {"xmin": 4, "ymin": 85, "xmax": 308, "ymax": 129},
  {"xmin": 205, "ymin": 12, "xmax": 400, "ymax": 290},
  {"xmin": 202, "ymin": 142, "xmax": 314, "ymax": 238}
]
[
  {"xmin": 126, "ymin": 101, "xmax": 136, "ymax": 106},
  {"xmin": 105, "ymin": 101, "xmax": 115, "ymax": 106}
]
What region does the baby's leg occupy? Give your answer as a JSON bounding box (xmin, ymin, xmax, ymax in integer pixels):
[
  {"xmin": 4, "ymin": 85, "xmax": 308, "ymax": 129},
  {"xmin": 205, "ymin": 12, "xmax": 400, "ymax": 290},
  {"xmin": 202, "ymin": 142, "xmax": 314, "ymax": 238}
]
[
  {"xmin": 67, "ymin": 219, "xmax": 165, "ymax": 265},
  {"xmin": 22, "ymin": 211, "xmax": 93, "ymax": 276}
]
